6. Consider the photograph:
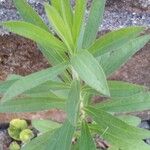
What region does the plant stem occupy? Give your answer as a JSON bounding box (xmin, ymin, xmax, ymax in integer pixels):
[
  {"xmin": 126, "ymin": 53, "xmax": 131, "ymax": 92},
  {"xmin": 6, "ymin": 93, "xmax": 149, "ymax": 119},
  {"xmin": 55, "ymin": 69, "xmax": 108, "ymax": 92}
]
[
  {"xmin": 72, "ymin": 67, "xmax": 79, "ymax": 80},
  {"xmin": 80, "ymin": 95, "xmax": 85, "ymax": 120}
]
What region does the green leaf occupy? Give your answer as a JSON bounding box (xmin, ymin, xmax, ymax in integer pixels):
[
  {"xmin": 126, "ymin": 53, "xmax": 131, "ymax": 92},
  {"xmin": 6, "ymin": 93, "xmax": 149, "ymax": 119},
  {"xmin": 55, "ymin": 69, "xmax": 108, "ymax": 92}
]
[
  {"xmin": 45, "ymin": 3, "xmax": 74, "ymax": 51},
  {"xmin": 107, "ymin": 146, "xmax": 119, "ymax": 150},
  {"xmin": 21, "ymin": 130, "xmax": 54, "ymax": 150},
  {"xmin": 98, "ymin": 35, "xmax": 150, "ymax": 76},
  {"xmin": 79, "ymin": 121, "xmax": 96, "ymax": 150},
  {"xmin": 117, "ymin": 115, "xmax": 141, "ymax": 127},
  {"xmin": 71, "ymin": 143, "xmax": 79, "ymax": 150},
  {"xmin": 0, "ymin": 75, "xmax": 22, "ymax": 95},
  {"xmin": 96, "ymin": 92, "xmax": 150, "ymax": 113},
  {"xmin": 89, "ymin": 26, "xmax": 144, "ymax": 56},
  {"xmin": 85, "ymin": 106, "xmax": 150, "ymax": 150},
  {"xmin": 49, "ymin": 120, "xmax": 75, "ymax": 150},
  {"xmin": 51, "ymin": 0, "xmax": 61, "ymax": 13},
  {"xmin": 13, "ymin": 0, "xmax": 49, "ymax": 31},
  {"xmin": 0, "ymin": 79, "xmax": 18, "ymax": 94},
  {"xmin": 50, "ymin": 89, "xmax": 69, "ymax": 100},
  {"xmin": 1, "ymin": 63, "xmax": 68, "ymax": 102},
  {"xmin": 82, "ymin": 80, "xmax": 146, "ymax": 100},
  {"xmin": 32, "ymin": 119, "xmax": 61, "ymax": 133},
  {"xmin": 2, "ymin": 21, "xmax": 67, "ymax": 65},
  {"xmin": 0, "ymin": 77, "xmax": 68, "ymax": 96},
  {"xmin": 82, "ymin": 0, "xmax": 106, "ymax": 48},
  {"xmin": 86, "ymin": 106, "xmax": 150, "ymax": 139},
  {"xmin": 108, "ymin": 80, "xmax": 146, "ymax": 98},
  {"xmin": 6, "ymin": 74, "xmax": 22, "ymax": 81},
  {"xmin": 72, "ymin": 0, "xmax": 86, "ymax": 46},
  {"xmin": 13, "ymin": 0, "xmax": 71, "ymax": 81},
  {"xmin": 22, "ymin": 120, "xmax": 75, "ymax": 150},
  {"xmin": 25, "ymin": 81, "xmax": 69, "ymax": 94},
  {"xmin": 60, "ymin": 0, "xmax": 73, "ymax": 29},
  {"xmin": 0, "ymin": 97, "xmax": 65, "ymax": 113},
  {"xmin": 71, "ymin": 50, "xmax": 110, "ymax": 96},
  {"xmin": 66, "ymin": 80, "xmax": 80, "ymax": 126}
]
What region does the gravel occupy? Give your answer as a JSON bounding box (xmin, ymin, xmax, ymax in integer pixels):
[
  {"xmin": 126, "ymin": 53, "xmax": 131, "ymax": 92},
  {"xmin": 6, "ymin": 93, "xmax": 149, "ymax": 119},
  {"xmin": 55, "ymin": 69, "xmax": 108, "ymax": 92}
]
[
  {"xmin": 0, "ymin": 0, "xmax": 150, "ymax": 35},
  {"xmin": 0, "ymin": 130, "xmax": 12, "ymax": 150}
]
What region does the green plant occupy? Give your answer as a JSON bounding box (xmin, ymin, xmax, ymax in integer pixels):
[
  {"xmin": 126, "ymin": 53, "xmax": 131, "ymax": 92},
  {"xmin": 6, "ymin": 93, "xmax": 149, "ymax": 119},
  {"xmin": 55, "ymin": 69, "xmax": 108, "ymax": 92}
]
[
  {"xmin": 9, "ymin": 142, "xmax": 20, "ymax": 150},
  {"xmin": 0, "ymin": 0, "xmax": 150, "ymax": 149},
  {"xmin": 8, "ymin": 119, "xmax": 34, "ymax": 143}
]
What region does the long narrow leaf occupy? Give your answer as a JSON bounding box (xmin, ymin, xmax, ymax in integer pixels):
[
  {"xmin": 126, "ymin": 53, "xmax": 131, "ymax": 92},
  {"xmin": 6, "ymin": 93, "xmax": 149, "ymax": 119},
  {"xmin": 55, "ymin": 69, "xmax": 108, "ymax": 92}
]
[
  {"xmin": 82, "ymin": 0, "xmax": 106, "ymax": 48},
  {"xmin": 85, "ymin": 106, "xmax": 150, "ymax": 139},
  {"xmin": 0, "ymin": 79, "xmax": 18, "ymax": 94},
  {"xmin": 83, "ymin": 80, "xmax": 146, "ymax": 99},
  {"xmin": 45, "ymin": 4, "xmax": 74, "ymax": 51},
  {"xmin": 51, "ymin": 0, "xmax": 61, "ymax": 13},
  {"xmin": 0, "ymin": 97, "xmax": 65, "ymax": 112},
  {"xmin": 89, "ymin": 27, "xmax": 144, "ymax": 56},
  {"xmin": 60, "ymin": 0, "xmax": 73, "ymax": 29},
  {"xmin": 13, "ymin": 0, "xmax": 49, "ymax": 31},
  {"xmin": 25, "ymin": 81, "xmax": 69, "ymax": 94},
  {"xmin": 79, "ymin": 121, "xmax": 96, "ymax": 150},
  {"xmin": 66, "ymin": 80, "xmax": 80, "ymax": 126},
  {"xmin": 32, "ymin": 119, "xmax": 61, "ymax": 133},
  {"xmin": 117, "ymin": 115, "xmax": 141, "ymax": 127},
  {"xmin": 22, "ymin": 120, "xmax": 75, "ymax": 150},
  {"xmin": 72, "ymin": 0, "xmax": 86, "ymax": 46},
  {"xmin": 86, "ymin": 106, "xmax": 150, "ymax": 150},
  {"xmin": 96, "ymin": 92, "xmax": 150, "ymax": 113},
  {"xmin": 71, "ymin": 50, "xmax": 110, "ymax": 96},
  {"xmin": 2, "ymin": 21, "xmax": 67, "ymax": 65},
  {"xmin": 108, "ymin": 80, "xmax": 147, "ymax": 98},
  {"xmin": 99, "ymin": 35, "xmax": 150, "ymax": 76},
  {"xmin": 1, "ymin": 63, "xmax": 68, "ymax": 102},
  {"xmin": 21, "ymin": 130, "xmax": 55, "ymax": 150}
]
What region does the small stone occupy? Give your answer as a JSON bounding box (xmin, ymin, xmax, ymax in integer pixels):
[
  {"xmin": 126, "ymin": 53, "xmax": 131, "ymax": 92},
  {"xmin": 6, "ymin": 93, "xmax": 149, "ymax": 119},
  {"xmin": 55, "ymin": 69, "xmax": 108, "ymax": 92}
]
[
  {"xmin": 0, "ymin": 130, "xmax": 12, "ymax": 150},
  {"xmin": 139, "ymin": 120, "xmax": 150, "ymax": 130}
]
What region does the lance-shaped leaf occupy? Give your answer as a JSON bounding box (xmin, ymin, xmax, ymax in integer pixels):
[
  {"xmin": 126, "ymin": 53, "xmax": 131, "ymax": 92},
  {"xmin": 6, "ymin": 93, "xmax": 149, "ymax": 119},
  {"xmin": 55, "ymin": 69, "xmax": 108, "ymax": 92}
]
[
  {"xmin": 71, "ymin": 50, "xmax": 110, "ymax": 96},
  {"xmin": 116, "ymin": 115, "xmax": 141, "ymax": 127},
  {"xmin": 32, "ymin": 119, "xmax": 61, "ymax": 133},
  {"xmin": 85, "ymin": 106, "xmax": 150, "ymax": 150},
  {"xmin": 12, "ymin": 0, "xmax": 70, "ymax": 71},
  {"xmin": 13, "ymin": 0, "xmax": 49, "ymax": 31},
  {"xmin": 0, "ymin": 97, "xmax": 65, "ymax": 113},
  {"xmin": 108, "ymin": 80, "xmax": 146, "ymax": 98},
  {"xmin": 22, "ymin": 120, "xmax": 75, "ymax": 150},
  {"xmin": 85, "ymin": 106, "xmax": 150, "ymax": 139},
  {"xmin": 82, "ymin": 0, "xmax": 106, "ymax": 48},
  {"xmin": 89, "ymin": 26, "xmax": 144, "ymax": 56},
  {"xmin": 24, "ymin": 81, "xmax": 69, "ymax": 94},
  {"xmin": 60, "ymin": 0, "xmax": 73, "ymax": 29},
  {"xmin": 21, "ymin": 130, "xmax": 55, "ymax": 150},
  {"xmin": 51, "ymin": 0, "xmax": 61, "ymax": 13},
  {"xmin": 0, "ymin": 76, "xmax": 68, "ymax": 95},
  {"xmin": 98, "ymin": 35, "xmax": 150, "ymax": 76},
  {"xmin": 83, "ymin": 80, "xmax": 146, "ymax": 99},
  {"xmin": 66, "ymin": 80, "xmax": 80, "ymax": 126},
  {"xmin": 45, "ymin": 4, "xmax": 74, "ymax": 51},
  {"xmin": 1, "ymin": 63, "xmax": 68, "ymax": 102},
  {"xmin": 2, "ymin": 21, "xmax": 67, "ymax": 65},
  {"xmin": 72, "ymin": 0, "xmax": 86, "ymax": 45},
  {"xmin": 0, "ymin": 79, "xmax": 18, "ymax": 94},
  {"xmin": 79, "ymin": 121, "xmax": 96, "ymax": 150},
  {"xmin": 96, "ymin": 92, "xmax": 150, "ymax": 113}
]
